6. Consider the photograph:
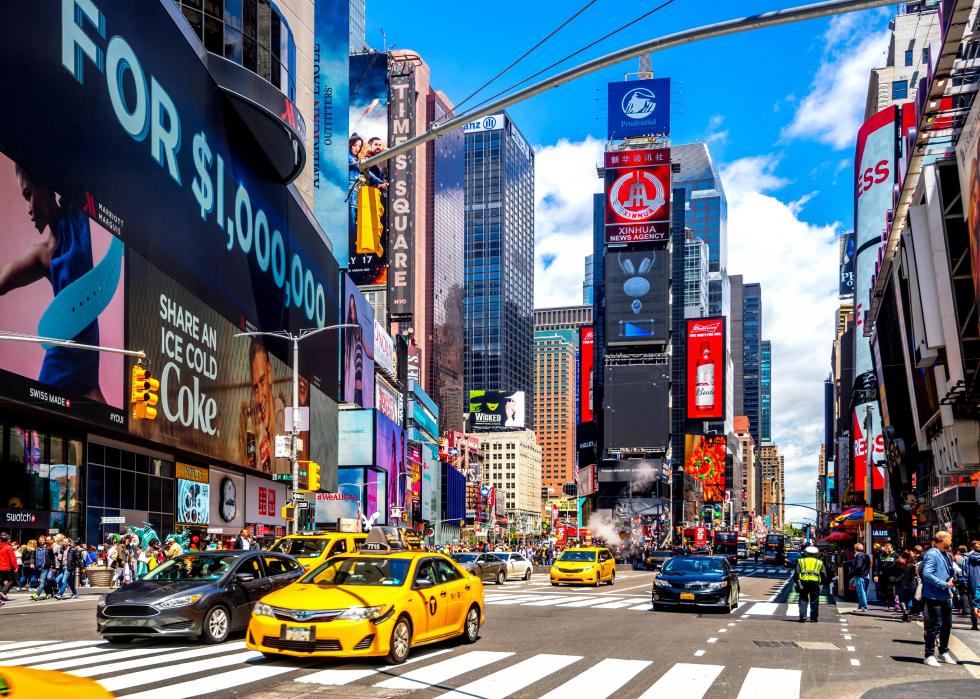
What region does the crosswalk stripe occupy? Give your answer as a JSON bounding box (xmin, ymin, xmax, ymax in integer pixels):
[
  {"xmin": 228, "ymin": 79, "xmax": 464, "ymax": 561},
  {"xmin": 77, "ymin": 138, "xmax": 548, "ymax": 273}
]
[
  {"xmin": 591, "ymin": 600, "xmax": 639, "ymax": 609},
  {"xmin": 0, "ymin": 640, "xmax": 61, "ymax": 653},
  {"xmin": 629, "ymin": 603, "xmax": 653, "ymax": 610},
  {"xmin": 72, "ymin": 642, "xmax": 247, "ymax": 677},
  {"xmin": 0, "ymin": 644, "xmax": 113, "ymax": 666},
  {"xmin": 744, "ymin": 602, "xmax": 779, "ymax": 615},
  {"xmin": 558, "ymin": 597, "xmax": 622, "ymax": 607},
  {"xmin": 487, "ymin": 595, "xmax": 545, "ymax": 605},
  {"xmin": 0, "ymin": 640, "xmax": 104, "ymax": 661},
  {"xmin": 538, "ymin": 657, "xmax": 651, "ymax": 699},
  {"xmin": 736, "ymin": 668, "xmax": 801, "ymax": 699},
  {"xmin": 638, "ymin": 662, "xmax": 724, "ymax": 699},
  {"xmin": 296, "ymin": 648, "xmax": 453, "ymax": 686},
  {"xmin": 98, "ymin": 650, "xmax": 262, "ymax": 692},
  {"xmin": 375, "ymin": 650, "xmax": 513, "ymax": 690},
  {"xmin": 436, "ymin": 653, "xmax": 581, "ymax": 699},
  {"xmin": 122, "ymin": 662, "xmax": 298, "ymax": 699},
  {"xmin": 29, "ymin": 645, "xmax": 186, "ymax": 671},
  {"xmin": 786, "ymin": 605, "xmax": 799, "ymax": 616},
  {"xmin": 521, "ymin": 596, "xmax": 583, "ymax": 606}
]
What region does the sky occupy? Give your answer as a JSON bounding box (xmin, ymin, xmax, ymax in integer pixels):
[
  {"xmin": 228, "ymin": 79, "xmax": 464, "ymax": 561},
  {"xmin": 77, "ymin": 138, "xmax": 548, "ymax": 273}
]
[{"xmin": 368, "ymin": 0, "xmax": 896, "ymax": 527}]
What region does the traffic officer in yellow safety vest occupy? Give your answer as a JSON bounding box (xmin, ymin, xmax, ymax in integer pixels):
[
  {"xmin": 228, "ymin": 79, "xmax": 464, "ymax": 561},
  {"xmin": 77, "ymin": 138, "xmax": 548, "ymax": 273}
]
[{"xmin": 793, "ymin": 546, "xmax": 829, "ymax": 623}]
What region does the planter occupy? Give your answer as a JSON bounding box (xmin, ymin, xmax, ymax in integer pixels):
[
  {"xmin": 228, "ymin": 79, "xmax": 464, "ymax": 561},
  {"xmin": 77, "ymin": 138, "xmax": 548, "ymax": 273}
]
[{"xmin": 85, "ymin": 567, "xmax": 113, "ymax": 588}]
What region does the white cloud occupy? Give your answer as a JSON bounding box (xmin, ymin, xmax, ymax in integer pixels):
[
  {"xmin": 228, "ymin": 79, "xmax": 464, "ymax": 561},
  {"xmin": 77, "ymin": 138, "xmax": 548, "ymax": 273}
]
[
  {"xmin": 533, "ymin": 136, "xmax": 605, "ymax": 308},
  {"xmin": 782, "ymin": 11, "xmax": 889, "ymax": 149},
  {"xmin": 721, "ymin": 155, "xmax": 842, "ymax": 526}
]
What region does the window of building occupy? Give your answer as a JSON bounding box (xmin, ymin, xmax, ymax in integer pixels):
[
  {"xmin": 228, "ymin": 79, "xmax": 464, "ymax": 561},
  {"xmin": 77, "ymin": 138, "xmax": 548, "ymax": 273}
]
[
  {"xmin": 904, "ymin": 48, "xmax": 914, "ymax": 66},
  {"xmin": 891, "ymin": 80, "xmax": 908, "ymax": 100}
]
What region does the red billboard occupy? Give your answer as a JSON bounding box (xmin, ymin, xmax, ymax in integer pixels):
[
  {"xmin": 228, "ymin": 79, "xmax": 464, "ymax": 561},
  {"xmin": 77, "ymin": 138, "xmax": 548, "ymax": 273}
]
[
  {"xmin": 604, "ymin": 149, "xmax": 670, "ymax": 244},
  {"xmin": 685, "ymin": 434, "xmax": 727, "ymax": 503},
  {"xmin": 579, "ymin": 326, "xmax": 594, "ymax": 422},
  {"xmin": 686, "ymin": 318, "xmax": 725, "ymax": 420}
]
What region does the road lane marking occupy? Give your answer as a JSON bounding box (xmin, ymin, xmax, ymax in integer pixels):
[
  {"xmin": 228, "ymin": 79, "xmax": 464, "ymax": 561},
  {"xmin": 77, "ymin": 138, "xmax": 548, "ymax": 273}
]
[
  {"xmin": 0, "ymin": 640, "xmax": 61, "ymax": 653},
  {"xmin": 850, "ymin": 659, "xmax": 860, "ymax": 666},
  {"xmin": 706, "ymin": 638, "xmax": 717, "ymax": 644},
  {"xmin": 694, "ymin": 650, "xmax": 706, "ymax": 657},
  {"xmin": 72, "ymin": 642, "xmax": 247, "ymax": 677},
  {"xmin": 638, "ymin": 662, "xmax": 724, "ymax": 699},
  {"xmin": 843, "ymin": 635, "xmax": 852, "ymax": 640},
  {"xmin": 0, "ymin": 640, "xmax": 104, "ymax": 662},
  {"xmin": 0, "ymin": 644, "xmax": 114, "ymax": 666},
  {"xmin": 376, "ymin": 650, "xmax": 513, "ymax": 690},
  {"xmin": 437, "ymin": 653, "xmax": 581, "ymax": 699},
  {"xmin": 629, "ymin": 604, "xmax": 653, "ymax": 610},
  {"xmin": 602, "ymin": 583, "xmax": 650, "ymax": 594},
  {"xmin": 538, "ymin": 658, "xmax": 650, "ymax": 699},
  {"xmin": 521, "ymin": 596, "xmax": 583, "ymax": 606},
  {"xmin": 846, "ymin": 646, "xmax": 855, "ymax": 652},
  {"xmin": 122, "ymin": 663, "xmax": 298, "ymax": 699},
  {"xmin": 558, "ymin": 597, "xmax": 622, "ymax": 608},
  {"xmin": 487, "ymin": 595, "xmax": 548, "ymax": 605},
  {"xmin": 29, "ymin": 645, "xmax": 187, "ymax": 671},
  {"xmin": 295, "ymin": 649, "xmax": 453, "ymax": 685},
  {"xmin": 736, "ymin": 668, "xmax": 801, "ymax": 699},
  {"xmin": 98, "ymin": 651, "xmax": 263, "ymax": 692},
  {"xmin": 592, "ymin": 600, "xmax": 641, "ymax": 609},
  {"xmin": 743, "ymin": 603, "xmax": 779, "ymax": 615}
]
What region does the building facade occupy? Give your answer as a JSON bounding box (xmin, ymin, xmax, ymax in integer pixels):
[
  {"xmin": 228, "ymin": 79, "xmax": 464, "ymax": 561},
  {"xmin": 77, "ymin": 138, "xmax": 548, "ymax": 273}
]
[
  {"xmin": 534, "ymin": 330, "xmax": 578, "ymax": 498},
  {"xmin": 761, "ymin": 340, "xmax": 772, "ymax": 443},
  {"xmin": 583, "ymin": 255, "xmax": 594, "ymax": 305},
  {"xmin": 478, "ymin": 430, "xmax": 543, "ymax": 534},
  {"xmin": 742, "ymin": 284, "xmax": 763, "ymax": 446},
  {"xmin": 758, "ymin": 442, "xmax": 785, "ymax": 530},
  {"xmin": 534, "ymin": 306, "xmax": 593, "ymax": 332},
  {"xmin": 684, "ymin": 236, "xmax": 710, "ymax": 319}
]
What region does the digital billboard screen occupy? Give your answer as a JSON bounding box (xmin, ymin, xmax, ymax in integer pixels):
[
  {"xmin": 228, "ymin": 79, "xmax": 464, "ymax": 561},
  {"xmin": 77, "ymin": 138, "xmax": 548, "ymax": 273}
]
[
  {"xmin": 579, "ymin": 326, "xmax": 594, "ymax": 422},
  {"xmin": 604, "ymin": 245, "xmax": 669, "ymax": 344},
  {"xmin": 375, "ymin": 410, "xmax": 405, "ymax": 507},
  {"xmin": 342, "ymin": 275, "xmax": 375, "ymax": 408},
  {"xmin": 604, "ymin": 149, "xmax": 670, "ymax": 244},
  {"xmin": 602, "ymin": 362, "xmax": 670, "ymax": 451},
  {"xmin": 686, "ymin": 318, "xmax": 725, "ymax": 420},
  {"xmin": 607, "ymin": 78, "xmax": 670, "ymax": 140},
  {"xmin": 468, "ymin": 390, "xmax": 526, "ymax": 430},
  {"xmin": 684, "ymin": 434, "xmax": 727, "ymax": 504},
  {"xmin": 338, "ymin": 409, "xmax": 374, "ymax": 466}
]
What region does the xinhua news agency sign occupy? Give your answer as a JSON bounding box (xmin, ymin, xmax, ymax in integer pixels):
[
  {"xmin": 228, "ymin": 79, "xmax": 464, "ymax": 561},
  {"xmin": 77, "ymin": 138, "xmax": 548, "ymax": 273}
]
[{"xmin": 608, "ymin": 78, "xmax": 670, "ymax": 140}]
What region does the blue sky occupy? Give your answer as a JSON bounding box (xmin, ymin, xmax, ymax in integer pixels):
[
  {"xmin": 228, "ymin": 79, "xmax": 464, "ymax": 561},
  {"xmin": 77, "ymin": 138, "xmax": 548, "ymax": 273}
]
[{"xmin": 367, "ymin": 1, "xmax": 897, "ymax": 524}]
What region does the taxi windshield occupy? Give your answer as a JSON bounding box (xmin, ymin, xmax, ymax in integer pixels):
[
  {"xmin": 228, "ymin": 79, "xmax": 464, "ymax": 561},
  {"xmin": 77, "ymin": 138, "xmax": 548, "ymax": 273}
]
[
  {"xmin": 303, "ymin": 557, "xmax": 411, "ymax": 587},
  {"xmin": 144, "ymin": 554, "xmax": 237, "ymax": 582},
  {"xmin": 557, "ymin": 550, "xmax": 597, "ymax": 563},
  {"xmin": 269, "ymin": 537, "xmax": 328, "ymax": 557}
]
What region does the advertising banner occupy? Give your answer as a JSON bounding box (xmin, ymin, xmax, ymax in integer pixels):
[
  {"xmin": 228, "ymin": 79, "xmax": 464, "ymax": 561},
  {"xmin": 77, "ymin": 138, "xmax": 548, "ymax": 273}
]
[
  {"xmin": 374, "ymin": 320, "xmax": 396, "ymax": 378},
  {"xmin": 375, "ymin": 410, "xmax": 406, "ymax": 510},
  {"xmin": 375, "ymin": 376, "xmax": 403, "ymax": 426},
  {"xmin": 313, "ymin": 0, "xmax": 350, "ymax": 267},
  {"xmin": 579, "ymin": 326, "xmax": 594, "ymax": 422},
  {"xmin": 127, "ymin": 253, "xmax": 309, "ymax": 474},
  {"xmin": 686, "ymin": 318, "xmax": 725, "ymax": 420},
  {"xmin": 244, "ymin": 475, "xmax": 286, "ymax": 526},
  {"xmin": 839, "ymin": 231, "xmax": 855, "ymax": 297},
  {"xmin": 684, "ymin": 435, "xmax": 726, "ymax": 503},
  {"xmin": 209, "ymin": 467, "xmax": 245, "ymax": 532},
  {"xmin": 602, "ymin": 362, "xmax": 670, "ymax": 450},
  {"xmin": 316, "ymin": 467, "xmax": 362, "ymax": 522},
  {"xmin": 176, "ymin": 463, "xmax": 209, "ymax": 526},
  {"xmin": 958, "ymin": 94, "xmax": 980, "ymax": 334},
  {"xmin": 575, "ymin": 463, "xmax": 597, "ymax": 497},
  {"xmin": 463, "ymin": 114, "xmax": 505, "ymax": 133},
  {"xmin": 342, "ymin": 275, "xmax": 375, "ymax": 407},
  {"xmin": 338, "ymin": 409, "xmax": 374, "ymax": 466},
  {"xmin": 348, "ymin": 52, "xmax": 390, "ymax": 285},
  {"xmin": 604, "ymin": 245, "xmax": 669, "ymax": 344},
  {"xmin": 607, "ymin": 78, "xmax": 671, "ymax": 140},
  {"xmin": 852, "ymin": 407, "xmax": 885, "ymax": 492},
  {"xmin": 468, "ymin": 390, "xmax": 526, "ymax": 430},
  {"xmin": 365, "ymin": 468, "xmax": 387, "ymax": 524},
  {"xmin": 387, "ymin": 71, "xmax": 416, "ymax": 318},
  {"xmin": 604, "ymin": 149, "xmax": 670, "ymax": 244},
  {"xmin": 421, "ymin": 446, "xmax": 436, "ymax": 521}
]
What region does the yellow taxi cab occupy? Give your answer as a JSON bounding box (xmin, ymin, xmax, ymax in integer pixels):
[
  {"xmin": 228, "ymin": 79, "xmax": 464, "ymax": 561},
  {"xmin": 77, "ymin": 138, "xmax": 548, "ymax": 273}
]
[
  {"xmin": 246, "ymin": 526, "xmax": 485, "ymax": 664},
  {"xmin": 550, "ymin": 546, "xmax": 616, "ymax": 587},
  {"xmin": 267, "ymin": 531, "xmax": 366, "ymax": 570},
  {"xmin": 0, "ymin": 668, "xmax": 112, "ymax": 698}
]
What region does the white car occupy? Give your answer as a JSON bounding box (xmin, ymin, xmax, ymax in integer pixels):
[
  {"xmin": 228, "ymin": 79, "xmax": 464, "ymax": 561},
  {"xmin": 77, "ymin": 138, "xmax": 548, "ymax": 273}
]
[{"xmin": 493, "ymin": 552, "xmax": 533, "ymax": 580}]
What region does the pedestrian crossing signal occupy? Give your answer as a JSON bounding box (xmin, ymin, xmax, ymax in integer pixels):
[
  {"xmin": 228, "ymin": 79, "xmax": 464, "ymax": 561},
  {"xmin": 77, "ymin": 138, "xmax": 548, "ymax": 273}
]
[
  {"xmin": 282, "ymin": 505, "xmax": 296, "ymax": 520},
  {"xmin": 131, "ymin": 364, "xmax": 160, "ymax": 420}
]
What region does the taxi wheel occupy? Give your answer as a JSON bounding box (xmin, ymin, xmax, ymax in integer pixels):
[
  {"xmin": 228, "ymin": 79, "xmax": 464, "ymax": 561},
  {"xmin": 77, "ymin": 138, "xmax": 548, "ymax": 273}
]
[
  {"xmin": 593, "ymin": 573, "xmax": 602, "ymax": 587},
  {"xmin": 607, "ymin": 570, "xmax": 615, "ymax": 586},
  {"xmin": 201, "ymin": 605, "xmax": 231, "ymax": 644},
  {"xmin": 387, "ymin": 616, "xmax": 412, "ymax": 664},
  {"xmin": 551, "ymin": 582, "xmax": 559, "ymax": 587},
  {"xmin": 461, "ymin": 605, "xmax": 480, "ymax": 644},
  {"xmin": 495, "ymin": 570, "xmax": 506, "ymax": 585}
]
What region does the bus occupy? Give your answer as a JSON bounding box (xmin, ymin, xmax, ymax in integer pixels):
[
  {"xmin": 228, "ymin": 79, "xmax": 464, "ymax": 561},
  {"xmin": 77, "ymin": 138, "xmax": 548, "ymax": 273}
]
[
  {"xmin": 763, "ymin": 533, "xmax": 786, "ymax": 564},
  {"xmin": 714, "ymin": 531, "xmax": 739, "ymax": 562}
]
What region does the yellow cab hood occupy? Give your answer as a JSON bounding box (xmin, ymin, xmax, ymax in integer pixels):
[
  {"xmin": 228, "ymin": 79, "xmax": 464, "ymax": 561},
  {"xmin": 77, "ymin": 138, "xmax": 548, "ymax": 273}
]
[
  {"xmin": 553, "ymin": 560, "xmax": 595, "ymax": 571},
  {"xmin": 262, "ymin": 583, "xmax": 403, "ymax": 610}
]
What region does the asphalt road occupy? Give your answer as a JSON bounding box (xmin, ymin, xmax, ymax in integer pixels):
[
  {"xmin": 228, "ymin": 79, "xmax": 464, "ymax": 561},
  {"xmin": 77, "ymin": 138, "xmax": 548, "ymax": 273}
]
[{"xmin": 1, "ymin": 563, "xmax": 978, "ymax": 698}]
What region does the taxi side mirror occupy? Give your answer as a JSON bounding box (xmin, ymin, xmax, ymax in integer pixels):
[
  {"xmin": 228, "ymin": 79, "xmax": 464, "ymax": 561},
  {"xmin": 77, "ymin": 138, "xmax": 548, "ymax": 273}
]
[{"xmin": 414, "ymin": 578, "xmax": 435, "ymax": 590}]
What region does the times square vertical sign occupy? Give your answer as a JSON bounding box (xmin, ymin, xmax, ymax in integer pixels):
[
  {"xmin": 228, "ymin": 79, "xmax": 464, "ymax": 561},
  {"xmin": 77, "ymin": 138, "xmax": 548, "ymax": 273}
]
[{"xmin": 387, "ymin": 71, "xmax": 416, "ymax": 318}]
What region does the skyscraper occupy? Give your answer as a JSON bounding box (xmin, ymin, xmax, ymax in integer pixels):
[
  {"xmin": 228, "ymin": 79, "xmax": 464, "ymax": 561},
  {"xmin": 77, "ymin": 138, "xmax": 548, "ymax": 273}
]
[
  {"xmin": 743, "ymin": 284, "xmax": 762, "ymax": 445},
  {"xmin": 464, "ymin": 112, "xmax": 535, "ymax": 425},
  {"xmin": 349, "ymin": 0, "xmax": 367, "ymax": 51},
  {"xmin": 534, "ymin": 306, "xmax": 593, "ymax": 332},
  {"xmin": 583, "ymin": 255, "xmax": 594, "ymax": 305},
  {"xmin": 534, "ymin": 330, "xmax": 578, "ymax": 497},
  {"xmin": 684, "ymin": 236, "xmax": 709, "ymax": 318},
  {"xmin": 761, "ymin": 340, "xmax": 772, "ymax": 442},
  {"xmin": 730, "ymin": 275, "xmax": 744, "ymax": 416}
]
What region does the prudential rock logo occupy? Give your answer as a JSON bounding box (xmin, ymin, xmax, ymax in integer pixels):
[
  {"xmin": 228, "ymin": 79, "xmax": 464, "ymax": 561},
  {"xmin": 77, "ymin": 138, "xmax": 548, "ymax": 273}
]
[{"xmin": 621, "ymin": 87, "xmax": 656, "ymax": 119}]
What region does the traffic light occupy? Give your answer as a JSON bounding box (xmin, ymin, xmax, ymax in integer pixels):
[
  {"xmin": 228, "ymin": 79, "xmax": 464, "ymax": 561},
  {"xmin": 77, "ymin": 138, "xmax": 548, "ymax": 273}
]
[
  {"xmin": 281, "ymin": 504, "xmax": 296, "ymax": 520},
  {"xmin": 307, "ymin": 462, "xmax": 321, "ymax": 491},
  {"xmin": 131, "ymin": 364, "xmax": 160, "ymax": 420}
]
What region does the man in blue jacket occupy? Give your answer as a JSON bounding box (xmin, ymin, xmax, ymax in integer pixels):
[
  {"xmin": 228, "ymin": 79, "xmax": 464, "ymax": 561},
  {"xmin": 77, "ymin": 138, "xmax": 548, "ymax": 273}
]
[{"xmin": 921, "ymin": 531, "xmax": 958, "ymax": 667}]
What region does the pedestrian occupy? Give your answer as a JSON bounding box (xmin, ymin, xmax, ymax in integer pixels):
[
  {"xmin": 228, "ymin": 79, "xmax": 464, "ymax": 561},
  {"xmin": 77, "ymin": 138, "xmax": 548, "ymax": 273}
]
[
  {"xmin": 234, "ymin": 529, "xmax": 252, "ymax": 550},
  {"xmin": 0, "ymin": 533, "xmax": 18, "ymax": 604},
  {"xmin": 165, "ymin": 537, "xmax": 184, "ymax": 560},
  {"xmin": 18, "ymin": 539, "xmax": 37, "ymax": 591},
  {"xmin": 850, "ymin": 543, "xmax": 872, "ymax": 613},
  {"xmin": 892, "ymin": 550, "xmax": 918, "ymax": 622},
  {"xmin": 953, "ymin": 545, "xmax": 971, "ymax": 616},
  {"xmin": 57, "ymin": 539, "xmax": 82, "ymax": 599},
  {"xmin": 964, "ymin": 540, "xmax": 980, "ymax": 631},
  {"xmin": 793, "ymin": 546, "xmax": 829, "ymax": 622},
  {"xmin": 31, "ymin": 537, "xmax": 55, "ymax": 600},
  {"xmin": 921, "ymin": 531, "xmax": 958, "ymax": 667},
  {"xmin": 12, "ymin": 541, "xmax": 22, "ymax": 591},
  {"xmin": 874, "ymin": 542, "xmax": 899, "ymax": 610}
]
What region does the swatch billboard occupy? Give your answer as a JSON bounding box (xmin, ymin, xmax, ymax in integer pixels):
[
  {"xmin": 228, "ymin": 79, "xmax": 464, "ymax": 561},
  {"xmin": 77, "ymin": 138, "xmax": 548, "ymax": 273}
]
[
  {"xmin": 686, "ymin": 318, "xmax": 725, "ymax": 420},
  {"xmin": 604, "ymin": 149, "xmax": 670, "ymax": 244},
  {"xmin": 607, "ymin": 78, "xmax": 670, "ymax": 140},
  {"xmin": 579, "ymin": 326, "xmax": 594, "ymax": 422},
  {"xmin": 604, "ymin": 245, "xmax": 669, "ymax": 344}
]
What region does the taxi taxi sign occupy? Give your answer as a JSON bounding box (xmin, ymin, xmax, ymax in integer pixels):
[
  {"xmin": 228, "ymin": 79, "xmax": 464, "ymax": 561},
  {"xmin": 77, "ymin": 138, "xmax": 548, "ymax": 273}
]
[{"xmin": 359, "ymin": 526, "xmax": 424, "ymax": 553}]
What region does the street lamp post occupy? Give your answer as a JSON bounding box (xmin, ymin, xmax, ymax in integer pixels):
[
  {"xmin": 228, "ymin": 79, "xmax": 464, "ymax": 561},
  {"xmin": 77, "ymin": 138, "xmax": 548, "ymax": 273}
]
[
  {"xmin": 235, "ymin": 324, "xmax": 356, "ymax": 534},
  {"xmin": 863, "ymin": 405, "xmax": 873, "ymax": 550}
]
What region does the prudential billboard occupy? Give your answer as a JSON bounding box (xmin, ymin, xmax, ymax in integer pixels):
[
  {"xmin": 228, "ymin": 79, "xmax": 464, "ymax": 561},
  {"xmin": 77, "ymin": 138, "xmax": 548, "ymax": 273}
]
[{"xmin": 608, "ymin": 78, "xmax": 670, "ymax": 140}]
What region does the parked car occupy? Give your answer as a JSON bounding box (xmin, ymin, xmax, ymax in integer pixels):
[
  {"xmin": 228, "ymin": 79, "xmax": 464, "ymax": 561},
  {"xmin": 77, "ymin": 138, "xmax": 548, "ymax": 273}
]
[
  {"xmin": 97, "ymin": 550, "xmax": 303, "ymax": 643},
  {"xmin": 493, "ymin": 551, "xmax": 533, "ymax": 580},
  {"xmin": 451, "ymin": 552, "xmax": 508, "ymax": 584}
]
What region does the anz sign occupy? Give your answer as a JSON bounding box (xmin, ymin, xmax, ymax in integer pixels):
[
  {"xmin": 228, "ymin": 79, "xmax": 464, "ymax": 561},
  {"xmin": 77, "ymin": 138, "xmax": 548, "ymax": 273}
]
[{"xmin": 463, "ymin": 113, "xmax": 505, "ymax": 134}]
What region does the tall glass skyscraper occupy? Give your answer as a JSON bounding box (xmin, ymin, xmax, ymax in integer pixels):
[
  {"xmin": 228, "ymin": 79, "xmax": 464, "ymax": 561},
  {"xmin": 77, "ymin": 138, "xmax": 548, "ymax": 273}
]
[
  {"xmin": 761, "ymin": 340, "xmax": 772, "ymax": 442},
  {"xmin": 743, "ymin": 284, "xmax": 762, "ymax": 445},
  {"xmin": 463, "ymin": 113, "xmax": 535, "ymax": 425}
]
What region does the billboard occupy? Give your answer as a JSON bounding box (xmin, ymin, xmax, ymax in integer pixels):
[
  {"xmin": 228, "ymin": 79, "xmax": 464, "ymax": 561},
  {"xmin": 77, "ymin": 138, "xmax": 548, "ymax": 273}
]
[
  {"xmin": 342, "ymin": 275, "xmax": 375, "ymax": 407},
  {"xmin": 579, "ymin": 326, "xmax": 594, "ymax": 422},
  {"xmin": 338, "ymin": 409, "xmax": 374, "ymax": 466},
  {"xmin": 684, "ymin": 434, "xmax": 726, "ymax": 503},
  {"xmin": 348, "ymin": 52, "xmax": 390, "ymax": 285},
  {"xmin": 852, "ymin": 407, "xmax": 885, "ymax": 492},
  {"xmin": 604, "ymin": 149, "xmax": 670, "ymax": 244},
  {"xmin": 375, "ymin": 410, "xmax": 406, "ymax": 508},
  {"xmin": 316, "ymin": 467, "xmax": 362, "ymax": 523},
  {"xmin": 958, "ymin": 93, "xmax": 980, "ymax": 334},
  {"xmin": 839, "ymin": 231, "xmax": 855, "ymax": 297},
  {"xmin": 244, "ymin": 475, "xmax": 286, "ymax": 527},
  {"xmin": 313, "ymin": 0, "xmax": 350, "ymax": 267},
  {"xmin": 209, "ymin": 466, "xmax": 245, "ymax": 532},
  {"xmin": 602, "ymin": 362, "xmax": 670, "ymax": 450},
  {"xmin": 604, "ymin": 245, "xmax": 669, "ymax": 344},
  {"xmin": 575, "ymin": 463, "xmax": 598, "ymax": 497},
  {"xmin": 176, "ymin": 463, "xmax": 210, "ymax": 526},
  {"xmin": 387, "ymin": 71, "xmax": 416, "ymax": 317},
  {"xmin": 374, "ymin": 320, "xmax": 396, "ymax": 378},
  {"xmin": 607, "ymin": 78, "xmax": 671, "ymax": 140},
  {"xmin": 0, "ymin": 150, "xmax": 126, "ymax": 428},
  {"xmin": 375, "ymin": 377, "xmax": 402, "ymax": 426},
  {"xmin": 686, "ymin": 318, "xmax": 725, "ymax": 420},
  {"xmin": 468, "ymin": 390, "xmax": 526, "ymax": 430}
]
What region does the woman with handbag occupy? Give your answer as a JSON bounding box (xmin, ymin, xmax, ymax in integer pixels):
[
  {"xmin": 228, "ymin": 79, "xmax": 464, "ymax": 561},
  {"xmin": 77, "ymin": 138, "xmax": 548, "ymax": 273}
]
[{"xmin": 893, "ymin": 550, "xmax": 918, "ymax": 622}]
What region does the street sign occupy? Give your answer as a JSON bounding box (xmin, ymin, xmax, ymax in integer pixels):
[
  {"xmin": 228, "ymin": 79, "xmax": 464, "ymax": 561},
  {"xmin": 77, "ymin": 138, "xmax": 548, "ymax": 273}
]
[
  {"xmin": 295, "ymin": 500, "xmax": 310, "ymax": 509},
  {"xmin": 274, "ymin": 435, "xmax": 291, "ymax": 458},
  {"xmin": 273, "ymin": 474, "xmax": 292, "ymax": 481},
  {"xmin": 101, "ymin": 516, "xmax": 126, "ymax": 524}
]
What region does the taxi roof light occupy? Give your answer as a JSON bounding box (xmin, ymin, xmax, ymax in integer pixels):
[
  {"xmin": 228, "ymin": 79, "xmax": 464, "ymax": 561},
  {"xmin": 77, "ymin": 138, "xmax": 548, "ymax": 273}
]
[{"xmin": 358, "ymin": 526, "xmax": 424, "ymax": 553}]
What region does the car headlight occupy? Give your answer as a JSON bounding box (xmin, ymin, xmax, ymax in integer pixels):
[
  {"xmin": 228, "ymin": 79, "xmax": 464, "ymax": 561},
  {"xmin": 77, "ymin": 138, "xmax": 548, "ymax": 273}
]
[
  {"xmin": 654, "ymin": 578, "xmax": 672, "ymax": 588},
  {"xmin": 253, "ymin": 602, "xmax": 276, "ymax": 617},
  {"xmin": 156, "ymin": 594, "xmax": 202, "ymax": 609},
  {"xmin": 706, "ymin": 581, "xmax": 729, "ymax": 591},
  {"xmin": 337, "ymin": 606, "xmax": 386, "ymax": 621}
]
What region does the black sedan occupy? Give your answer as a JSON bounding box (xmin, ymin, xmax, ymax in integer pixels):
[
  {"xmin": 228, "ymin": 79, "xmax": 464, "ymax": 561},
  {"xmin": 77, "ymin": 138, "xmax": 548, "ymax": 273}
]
[
  {"xmin": 642, "ymin": 550, "xmax": 674, "ymax": 570},
  {"xmin": 451, "ymin": 552, "xmax": 508, "ymax": 584},
  {"xmin": 652, "ymin": 555, "xmax": 740, "ymax": 612},
  {"xmin": 98, "ymin": 550, "xmax": 303, "ymax": 644}
]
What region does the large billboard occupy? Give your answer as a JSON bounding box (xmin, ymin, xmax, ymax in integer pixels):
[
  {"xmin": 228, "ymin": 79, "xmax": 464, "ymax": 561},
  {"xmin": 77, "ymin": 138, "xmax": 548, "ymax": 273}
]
[
  {"xmin": 579, "ymin": 326, "xmax": 594, "ymax": 422},
  {"xmin": 684, "ymin": 434, "xmax": 726, "ymax": 503},
  {"xmin": 375, "ymin": 410, "xmax": 406, "ymax": 509},
  {"xmin": 686, "ymin": 318, "xmax": 725, "ymax": 421},
  {"xmin": 313, "ymin": 0, "xmax": 350, "ymax": 267},
  {"xmin": 602, "ymin": 362, "xmax": 670, "ymax": 450},
  {"xmin": 387, "ymin": 71, "xmax": 416, "ymax": 318},
  {"xmin": 338, "ymin": 409, "xmax": 374, "ymax": 466},
  {"xmin": 958, "ymin": 93, "xmax": 980, "ymax": 334},
  {"xmin": 839, "ymin": 231, "xmax": 855, "ymax": 297},
  {"xmin": 604, "ymin": 149, "xmax": 670, "ymax": 244},
  {"xmin": 342, "ymin": 275, "xmax": 375, "ymax": 407},
  {"xmin": 604, "ymin": 245, "xmax": 669, "ymax": 344},
  {"xmin": 607, "ymin": 78, "xmax": 671, "ymax": 140},
  {"xmin": 348, "ymin": 52, "xmax": 390, "ymax": 285},
  {"xmin": 468, "ymin": 390, "xmax": 526, "ymax": 430}
]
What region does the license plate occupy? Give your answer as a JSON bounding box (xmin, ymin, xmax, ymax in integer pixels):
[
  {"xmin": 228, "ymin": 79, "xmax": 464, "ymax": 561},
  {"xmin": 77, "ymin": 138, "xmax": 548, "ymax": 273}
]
[
  {"xmin": 680, "ymin": 593, "xmax": 695, "ymax": 601},
  {"xmin": 282, "ymin": 625, "xmax": 314, "ymax": 642}
]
